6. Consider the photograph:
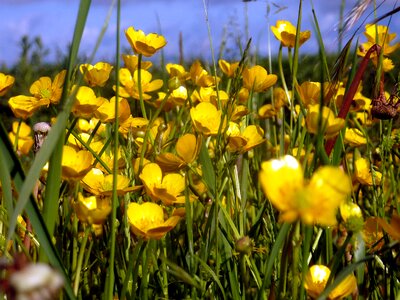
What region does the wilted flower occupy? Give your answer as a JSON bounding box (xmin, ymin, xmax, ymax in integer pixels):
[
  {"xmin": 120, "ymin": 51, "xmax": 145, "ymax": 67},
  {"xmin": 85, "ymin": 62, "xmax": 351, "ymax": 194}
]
[
  {"xmin": 271, "ymin": 20, "xmax": 311, "ymax": 48},
  {"xmin": 306, "ymin": 104, "xmax": 345, "ymax": 139},
  {"xmin": 8, "ymin": 121, "xmax": 34, "ymax": 156},
  {"xmin": 125, "ymin": 27, "xmax": 167, "ymax": 57},
  {"xmin": 61, "ymin": 145, "xmax": 93, "ymax": 180},
  {"xmin": 73, "ymin": 192, "xmax": 112, "ymax": 224},
  {"xmin": 376, "ymin": 213, "xmax": 400, "ymax": 241},
  {"xmin": 259, "ymin": 155, "xmax": 351, "ymax": 226},
  {"xmin": 190, "ymin": 102, "xmax": 225, "ymax": 136},
  {"xmin": 242, "ymin": 65, "xmax": 277, "ymax": 93},
  {"xmin": 80, "ymin": 62, "xmax": 113, "ymax": 87},
  {"xmin": 0, "ymin": 72, "xmax": 15, "ymax": 96},
  {"xmin": 139, "ymin": 163, "xmax": 185, "ymax": 205},
  {"xmin": 304, "ymin": 265, "xmax": 357, "ymax": 299},
  {"xmin": 354, "ymin": 157, "xmax": 382, "ymax": 186},
  {"xmin": 127, "ymin": 202, "xmax": 180, "ymax": 240}
]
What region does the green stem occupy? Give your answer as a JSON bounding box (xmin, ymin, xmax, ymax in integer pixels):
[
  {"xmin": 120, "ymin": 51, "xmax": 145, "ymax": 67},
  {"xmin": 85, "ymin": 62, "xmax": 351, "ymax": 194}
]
[
  {"xmin": 137, "ymin": 54, "xmax": 147, "ymax": 119},
  {"xmin": 73, "ymin": 225, "xmax": 91, "ymax": 296}
]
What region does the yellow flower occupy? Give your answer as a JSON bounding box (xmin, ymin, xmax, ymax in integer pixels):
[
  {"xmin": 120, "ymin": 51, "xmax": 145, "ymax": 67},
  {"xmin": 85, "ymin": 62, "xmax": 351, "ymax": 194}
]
[
  {"xmin": 306, "ymin": 104, "xmax": 345, "ymax": 139},
  {"xmin": 340, "ymin": 201, "xmax": 364, "ymax": 232},
  {"xmin": 156, "ymin": 133, "xmax": 202, "ymax": 172},
  {"xmin": 125, "ymin": 27, "xmax": 167, "ymax": 57},
  {"xmin": 8, "ymin": 121, "xmax": 34, "ymax": 156},
  {"xmin": 81, "ymin": 168, "xmax": 139, "ymax": 196},
  {"xmin": 344, "ymin": 128, "xmax": 367, "ymax": 147},
  {"xmin": 304, "ymin": 265, "xmax": 357, "ymax": 300},
  {"xmin": 73, "ymin": 192, "xmax": 111, "ymax": 224},
  {"xmin": 354, "ymin": 157, "xmax": 382, "ymax": 186},
  {"xmin": 226, "ymin": 123, "xmax": 265, "ymax": 153},
  {"xmin": 72, "ymin": 86, "xmax": 105, "ymax": 118},
  {"xmin": 94, "ymin": 96, "xmax": 131, "ymax": 123},
  {"xmin": 116, "ymin": 68, "xmax": 163, "ymax": 100},
  {"xmin": 8, "ymin": 95, "xmax": 49, "ymax": 119},
  {"xmin": 271, "ymin": 20, "xmax": 311, "ymax": 48},
  {"xmin": 139, "ymin": 163, "xmax": 185, "ymax": 205},
  {"xmin": 258, "ymin": 104, "xmax": 277, "ymax": 119},
  {"xmin": 29, "ymin": 70, "xmax": 66, "ymax": 105},
  {"xmin": 259, "ymin": 155, "xmax": 351, "ymax": 226},
  {"xmin": 218, "ymin": 59, "xmax": 239, "ymax": 77},
  {"xmin": 190, "ymin": 61, "xmax": 219, "ymax": 87},
  {"xmin": 242, "ymin": 65, "xmax": 277, "ymax": 93},
  {"xmin": 376, "ymin": 213, "xmax": 400, "ymax": 241},
  {"xmin": 190, "ymin": 102, "xmax": 225, "ymax": 136},
  {"xmin": 0, "ymin": 72, "xmax": 15, "ymax": 96},
  {"xmin": 358, "ymin": 24, "xmax": 400, "ymax": 57},
  {"xmin": 127, "ymin": 202, "xmax": 180, "ymax": 240},
  {"xmin": 166, "ymin": 63, "xmax": 190, "ymax": 83},
  {"xmin": 61, "ymin": 145, "xmax": 93, "ymax": 180},
  {"xmin": 122, "ymin": 54, "xmax": 153, "ymax": 73},
  {"xmin": 80, "ymin": 62, "xmax": 113, "ymax": 87},
  {"xmin": 295, "ymin": 81, "xmax": 321, "ymax": 107},
  {"xmin": 119, "ymin": 116, "xmax": 149, "ymax": 138}
]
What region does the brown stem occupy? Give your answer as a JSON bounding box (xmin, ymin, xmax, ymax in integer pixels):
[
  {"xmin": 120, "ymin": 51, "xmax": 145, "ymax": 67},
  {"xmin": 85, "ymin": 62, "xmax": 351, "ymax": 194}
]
[{"xmin": 325, "ymin": 44, "xmax": 381, "ymax": 156}]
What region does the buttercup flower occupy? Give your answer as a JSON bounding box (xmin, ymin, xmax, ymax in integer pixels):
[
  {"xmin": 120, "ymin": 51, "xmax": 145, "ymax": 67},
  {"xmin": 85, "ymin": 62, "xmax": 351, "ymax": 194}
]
[
  {"xmin": 72, "ymin": 86, "xmax": 105, "ymax": 118},
  {"xmin": 226, "ymin": 123, "xmax": 265, "ymax": 153},
  {"xmin": 127, "ymin": 202, "xmax": 180, "ymax": 240},
  {"xmin": 80, "ymin": 62, "xmax": 113, "ymax": 87},
  {"xmin": 61, "ymin": 145, "xmax": 93, "ymax": 180},
  {"xmin": 81, "ymin": 168, "xmax": 139, "ymax": 196},
  {"xmin": 156, "ymin": 133, "xmax": 201, "ymax": 171},
  {"xmin": 116, "ymin": 68, "xmax": 163, "ymax": 100},
  {"xmin": 218, "ymin": 59, "xmax": 239, "ymax": 78},
  {"xmin": 242, "ymin": 65, "xmax": 277, "ymax": 93},
  {"xmin": 0, "ymin": 72, "xmax": 15, "ymax": 96},
  {"xmin": 122, "ymin": 54, "xmax": 153, "ymax": 73},
  {"xmin": 29, "ymin": 70, "xmax": 66, "ymax": 105},
  {"xmin": 190, "ymin": 61, "xmax": 219, "ymax": 87},
  {"xmin": 354, "ymin": 157, "xmax": 382, "ymax": 186},
  {"xmin": 8, "ymin": 121, "xmax": 34, "ymax": 156},
  {"xmin": 271, "ymin": 20, "xmax": 311, "ymax": 48},
  {"xmin": 304, "ymin": 265, "xmax": 357, "ymax": 299},
  {"xmin": 259, "ymin": 155, "xmax": 351, "ymax": 226},
  {"xmin": 94, "ymin": 96, "xmax": 131, "ymax": 123},
  {"xmin": 358, "ymin": 24, "xmax": 400, "ymax": 57},
  {"xmin": 125, "ymin": 27, "xmax": 167, "ymax": 57},
  {"xmin": 306, "ymin": 104, "xmax": 345, "ymax": 139},
  {"xmin": 8, "ymin": 95, "xmax": 49, "ymax": 119},
  {"xmin": 190, "ymin": 102, "xmax": 225, "ymax": 136},
  {"xmin": 344, "ymin": 128, "xmax": 367, "ymax": 147},
  {"xmin": 139, "ymin": 163, "xmax": 185, "ymax": 205},
  {"xmin": 340, "ymin": 201, "xmax": 364, "ymax": 232},
  {"xmin": 73, "ymin": 192, "xmax": 112, "ymax": 224},
  {"xmin": 166, "ymin": 63, "xmax": 190, "ymax": 83}
]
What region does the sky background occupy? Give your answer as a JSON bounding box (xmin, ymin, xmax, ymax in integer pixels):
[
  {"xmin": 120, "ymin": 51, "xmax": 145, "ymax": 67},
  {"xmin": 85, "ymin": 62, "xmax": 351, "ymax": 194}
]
[{"xmin": 0, "ymin": 0, "xmax": 399, "ymax": 68}]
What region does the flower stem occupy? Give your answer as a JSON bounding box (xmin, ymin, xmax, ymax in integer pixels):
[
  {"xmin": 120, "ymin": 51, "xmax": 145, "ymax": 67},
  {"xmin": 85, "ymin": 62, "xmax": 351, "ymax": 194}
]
[{"xmin": 73, "ymin": 225, "xmax": 91, "ymax": 296}]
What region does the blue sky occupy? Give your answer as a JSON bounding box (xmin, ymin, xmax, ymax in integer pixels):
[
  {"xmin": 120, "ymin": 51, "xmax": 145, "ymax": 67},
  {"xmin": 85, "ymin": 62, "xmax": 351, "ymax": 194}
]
[{"xmin": 0, "ymin": 0, "xmax": 399, "ymax": 68}]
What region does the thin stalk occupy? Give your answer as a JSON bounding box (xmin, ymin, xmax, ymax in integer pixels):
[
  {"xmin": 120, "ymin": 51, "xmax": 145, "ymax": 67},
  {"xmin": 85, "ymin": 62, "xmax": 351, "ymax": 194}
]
[
  {"xmin": 137, "ymin": 54, "xmax": 147, "ymax": 119},
  {"xmin": 73, "ymin": 225, "xmax": 91, "ymax": 296},
  {"xmin": 104, "ymin": 0, "xmax": 121, "ymax": 298}
]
